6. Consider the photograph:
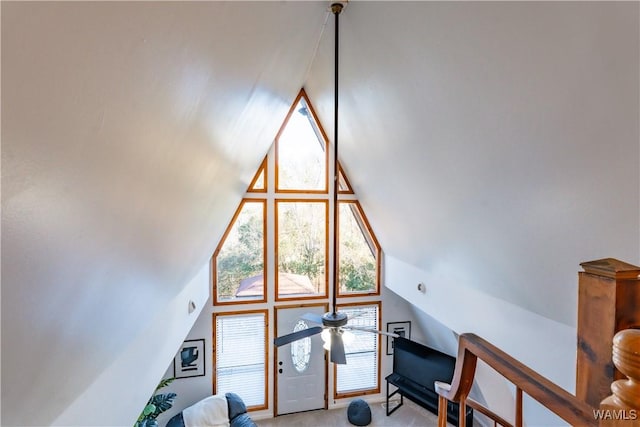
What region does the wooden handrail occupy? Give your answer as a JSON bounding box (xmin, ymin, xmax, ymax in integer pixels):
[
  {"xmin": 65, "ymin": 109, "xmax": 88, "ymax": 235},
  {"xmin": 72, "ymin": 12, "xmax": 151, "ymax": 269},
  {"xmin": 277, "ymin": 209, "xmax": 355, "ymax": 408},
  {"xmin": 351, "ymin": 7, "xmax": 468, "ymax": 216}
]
[
  {"xmin": 466, "ymin": 397, "xmax": 514, "ymax": 427},
  {"xmin": 435, "ymin": 333, "xmax": 597, "ymax": 427}
]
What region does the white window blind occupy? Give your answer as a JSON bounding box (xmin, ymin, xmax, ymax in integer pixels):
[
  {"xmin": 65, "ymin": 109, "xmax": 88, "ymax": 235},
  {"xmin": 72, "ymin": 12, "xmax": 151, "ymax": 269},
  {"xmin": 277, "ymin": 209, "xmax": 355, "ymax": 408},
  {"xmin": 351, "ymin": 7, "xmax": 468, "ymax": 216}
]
[
  {"xmin": 215, "ymin": 312, "xmax": 266, "ymax": 408},
  {"xmin": 336, "ymin": 305, "xmax": 379, "ymax": 394}
]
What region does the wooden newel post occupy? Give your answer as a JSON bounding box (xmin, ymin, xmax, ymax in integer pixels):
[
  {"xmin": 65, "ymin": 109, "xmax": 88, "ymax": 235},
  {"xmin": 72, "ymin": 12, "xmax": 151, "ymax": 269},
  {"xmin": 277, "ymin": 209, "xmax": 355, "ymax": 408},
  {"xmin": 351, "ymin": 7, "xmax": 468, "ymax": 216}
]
[
  {"xmin": 576, "ymin": 258, "xmax": 640, "ymax": 408},
  {"xmin": 599, "ymin": 329, "xmax": 640, "ymax": 426}
]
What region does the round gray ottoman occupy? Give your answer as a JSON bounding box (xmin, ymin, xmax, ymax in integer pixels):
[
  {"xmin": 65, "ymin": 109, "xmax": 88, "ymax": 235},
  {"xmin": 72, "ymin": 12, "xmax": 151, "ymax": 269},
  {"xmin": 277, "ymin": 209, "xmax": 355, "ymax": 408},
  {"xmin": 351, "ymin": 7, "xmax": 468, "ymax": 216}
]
[{"xmin": 347, "ymin": 398, "xmax": 371, "ymax": 426}]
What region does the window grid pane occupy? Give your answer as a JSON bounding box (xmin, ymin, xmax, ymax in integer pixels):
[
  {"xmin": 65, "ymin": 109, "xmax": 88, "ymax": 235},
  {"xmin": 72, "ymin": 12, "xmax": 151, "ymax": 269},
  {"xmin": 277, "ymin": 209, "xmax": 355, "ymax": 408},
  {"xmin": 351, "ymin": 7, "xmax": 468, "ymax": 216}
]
[
  {"xmin": 215, "ymin": 200, "xmax": 265, "ymax": 303},
  {"xmin": 336, "ymin": 305, "xmax": 379, "ymax": 394},
  {"xmin": 276, "ymin": 97, "xmax": 327, "ymax": 192},
  {"xmin": 338, "ymin": 202, "xmax": 378, "ymax": 295},
  {"xmin": 215, "ymin": 312, "xmax": 266, "ymax": 408},
  {"xmin": 276, "ymin": 201, "xmax": 327, "ymax": 299}
]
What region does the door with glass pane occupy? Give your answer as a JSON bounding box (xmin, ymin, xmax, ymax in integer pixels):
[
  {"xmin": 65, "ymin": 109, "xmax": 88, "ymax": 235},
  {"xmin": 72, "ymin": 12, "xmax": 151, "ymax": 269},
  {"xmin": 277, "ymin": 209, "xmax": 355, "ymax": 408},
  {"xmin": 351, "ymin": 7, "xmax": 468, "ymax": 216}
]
[{"xmin": 275, "ymin": 305, "xmax": 327, "ymax": 415}]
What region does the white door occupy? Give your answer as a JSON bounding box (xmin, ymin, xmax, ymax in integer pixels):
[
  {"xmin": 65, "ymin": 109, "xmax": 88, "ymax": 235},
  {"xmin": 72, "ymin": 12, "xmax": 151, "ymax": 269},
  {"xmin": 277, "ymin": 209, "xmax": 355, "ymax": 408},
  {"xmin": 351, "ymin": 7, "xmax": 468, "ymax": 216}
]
[{"xmin": 276, "ymin": 305, "xmax": 326, "ymax": 415}]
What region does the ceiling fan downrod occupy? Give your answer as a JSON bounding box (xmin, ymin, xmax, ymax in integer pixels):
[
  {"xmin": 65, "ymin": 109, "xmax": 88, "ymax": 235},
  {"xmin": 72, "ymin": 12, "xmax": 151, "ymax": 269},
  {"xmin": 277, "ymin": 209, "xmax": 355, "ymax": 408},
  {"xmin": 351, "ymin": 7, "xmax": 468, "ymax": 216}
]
[{"xmin": 331, "ymin": 2, "xmax": 343, "ymax": 318}]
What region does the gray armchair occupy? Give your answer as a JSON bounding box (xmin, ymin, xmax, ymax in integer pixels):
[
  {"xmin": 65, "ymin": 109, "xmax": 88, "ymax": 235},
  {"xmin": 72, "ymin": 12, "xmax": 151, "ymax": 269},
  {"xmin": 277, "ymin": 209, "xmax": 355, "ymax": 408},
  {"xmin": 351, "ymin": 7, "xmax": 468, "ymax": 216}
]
[{"xmin": 166, "ymin": 392, "xmax": 256, "ymax": 427}]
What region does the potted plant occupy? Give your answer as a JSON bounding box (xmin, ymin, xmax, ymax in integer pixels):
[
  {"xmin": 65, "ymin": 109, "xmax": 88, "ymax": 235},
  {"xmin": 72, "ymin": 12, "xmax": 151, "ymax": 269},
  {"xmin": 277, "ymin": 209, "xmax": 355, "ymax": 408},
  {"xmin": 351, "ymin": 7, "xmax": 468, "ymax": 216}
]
[{"xmin": 134, "ymin": 378, "xmax": 177, "ymax": 427}]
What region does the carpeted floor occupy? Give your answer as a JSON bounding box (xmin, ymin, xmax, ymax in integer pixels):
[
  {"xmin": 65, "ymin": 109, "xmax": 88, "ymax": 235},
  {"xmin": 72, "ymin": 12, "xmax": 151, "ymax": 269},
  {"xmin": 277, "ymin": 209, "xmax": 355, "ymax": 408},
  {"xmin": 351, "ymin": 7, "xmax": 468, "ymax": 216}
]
[{"xmin": 255, "ymin": 399, "xmax": 448, "ymax": 427}]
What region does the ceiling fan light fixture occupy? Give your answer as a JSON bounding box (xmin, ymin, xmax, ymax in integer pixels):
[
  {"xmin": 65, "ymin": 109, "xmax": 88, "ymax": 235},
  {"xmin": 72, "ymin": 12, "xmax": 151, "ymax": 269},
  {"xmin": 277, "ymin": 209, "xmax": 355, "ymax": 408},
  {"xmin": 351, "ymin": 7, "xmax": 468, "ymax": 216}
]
[
  {"xmin": 321, "ymin": 327, "xmax": 354, "ymax": 349},
  {"xmin": 321, "ymin": 329, "xmax": 332, "ymax": 350},
  {"xmin": 342, "ymin": 329, "xmax": 355, "ymax": 345}
]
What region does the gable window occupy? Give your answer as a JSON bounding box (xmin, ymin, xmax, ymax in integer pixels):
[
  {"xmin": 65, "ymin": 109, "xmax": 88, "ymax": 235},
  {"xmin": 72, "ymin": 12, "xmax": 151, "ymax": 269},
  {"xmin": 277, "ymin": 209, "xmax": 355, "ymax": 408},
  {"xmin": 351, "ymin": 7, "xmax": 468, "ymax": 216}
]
[{"xmin": 212, "ymin": 89, "xmax": 382, "ymax": 408}]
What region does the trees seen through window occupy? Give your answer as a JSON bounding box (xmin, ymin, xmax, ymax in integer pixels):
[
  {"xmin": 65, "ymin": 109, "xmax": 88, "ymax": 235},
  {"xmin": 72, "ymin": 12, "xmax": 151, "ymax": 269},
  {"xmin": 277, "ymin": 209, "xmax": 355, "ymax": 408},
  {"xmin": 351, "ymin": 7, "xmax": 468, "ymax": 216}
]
[{"xmin": 211, "ymin": 88, "xmax": 382, "ymax": 402}]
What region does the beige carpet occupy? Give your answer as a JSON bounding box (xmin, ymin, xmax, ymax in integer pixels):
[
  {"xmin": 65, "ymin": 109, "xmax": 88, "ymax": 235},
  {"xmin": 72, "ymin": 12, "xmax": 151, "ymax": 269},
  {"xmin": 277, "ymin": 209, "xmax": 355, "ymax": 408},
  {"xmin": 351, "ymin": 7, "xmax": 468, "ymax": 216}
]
[{"xmin": 255, "ymin": 399, "xmax": 448, "ymax": 427}]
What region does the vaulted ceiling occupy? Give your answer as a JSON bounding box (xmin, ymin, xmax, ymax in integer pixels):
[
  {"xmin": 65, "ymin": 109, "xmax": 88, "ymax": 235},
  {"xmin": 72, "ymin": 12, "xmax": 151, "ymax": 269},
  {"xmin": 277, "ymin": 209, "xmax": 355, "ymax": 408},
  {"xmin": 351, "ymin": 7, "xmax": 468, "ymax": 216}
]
[{"xmin": 2, "ymin": 2, "xmax": 638, "ymax": 426}]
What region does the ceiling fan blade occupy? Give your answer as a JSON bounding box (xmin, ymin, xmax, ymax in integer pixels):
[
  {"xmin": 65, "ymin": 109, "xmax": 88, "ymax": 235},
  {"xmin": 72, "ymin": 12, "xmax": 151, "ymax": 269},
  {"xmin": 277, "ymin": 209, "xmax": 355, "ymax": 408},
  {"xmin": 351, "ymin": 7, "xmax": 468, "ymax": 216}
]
[
  {"xmin": 274, "ymin": 326, "xmax": 323, "ymax": 347},
  {"xmin": 344, "ymin": 325, "xmax": 400, "ymax": 338},
  {"xmin": 330, "ymin": 330, "xmax": 347, "ymax": 364},
  {"xmin": 301, "ymin": 312, "xmax": 324, "ymax": 325}
]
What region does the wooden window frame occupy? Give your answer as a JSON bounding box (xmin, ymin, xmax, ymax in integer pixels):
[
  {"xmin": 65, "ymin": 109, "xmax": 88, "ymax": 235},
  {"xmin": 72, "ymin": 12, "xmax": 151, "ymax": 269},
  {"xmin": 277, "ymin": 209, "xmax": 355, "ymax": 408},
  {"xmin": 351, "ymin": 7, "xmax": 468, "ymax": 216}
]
[
  {"xmin": 337, "ymin": 162, "xmax": 354, "ymax": 194},
  {"xmin": 337, "ymin": 200, "xmax": 381, "ymax": 298},
  {"xmin": 209, "ymin": 88, "xmax": 384, "ymax": 411},
  {"xmin": 212, "ymin": 198, "xmax": 267, "ymax": 306},
  {"xmin": 212, "ymin": 309, "xmax": 269, "ymax": 411},
  {"xmin": 333, "ymin": 301, "xmax": 382, "ymax": 399},
  {"xmin": 247, "ymin": 156, "xmax": 268, "ymax": 193},
  {"xmin": 274, "ymin": 198, "xmax": 329, "ymax": 302},
  {"xmin": 274, "ymin": 89, "xmax": 329, "ymax": 195}
]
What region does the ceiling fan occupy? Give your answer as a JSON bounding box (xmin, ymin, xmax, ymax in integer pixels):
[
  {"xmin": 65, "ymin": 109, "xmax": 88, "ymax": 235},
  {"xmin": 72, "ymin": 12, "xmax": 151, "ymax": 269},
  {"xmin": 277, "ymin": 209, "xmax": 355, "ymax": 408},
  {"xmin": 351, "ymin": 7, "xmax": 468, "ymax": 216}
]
[{"xmin": 273, "ymin": 2, "xmax": 399, "ymax": 365}]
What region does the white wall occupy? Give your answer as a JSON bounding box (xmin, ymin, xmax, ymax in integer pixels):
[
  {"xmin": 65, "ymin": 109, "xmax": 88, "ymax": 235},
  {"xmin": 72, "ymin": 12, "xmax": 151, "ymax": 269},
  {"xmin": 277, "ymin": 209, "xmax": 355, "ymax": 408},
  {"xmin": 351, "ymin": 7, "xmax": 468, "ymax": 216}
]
[
  {"xmin": 385, "ymin": 255, "xmax": 582, "ymax": 427},
  {"xmin": 156, "ymin": 293, "xmax": 215, "ymax": 426},
  {"xmin": 52, "ymin": 264, "xmax": 210, "ymax": 427},
  {"xmin": 1, "ymin": 3, "xmax": 327, "ymax": 426},
  {"xmin": 307, "ymin": 1, "xmax": 640, "ymax": 328},
  {"xmin": 307, "ymin": 4, "xmax": 639, "ymax": 423}
]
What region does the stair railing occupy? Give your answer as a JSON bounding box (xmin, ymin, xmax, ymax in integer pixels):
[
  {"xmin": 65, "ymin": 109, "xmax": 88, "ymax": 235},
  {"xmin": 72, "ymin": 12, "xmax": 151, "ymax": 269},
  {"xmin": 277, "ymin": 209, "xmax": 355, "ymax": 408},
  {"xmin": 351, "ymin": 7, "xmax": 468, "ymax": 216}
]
[
  {"xmin": 598, "ymin": 329, "xmax": 640, "ymax": 426},
  {"xmin": 434, "ymin": 333, "xmax": 597, "ymax": 427}
]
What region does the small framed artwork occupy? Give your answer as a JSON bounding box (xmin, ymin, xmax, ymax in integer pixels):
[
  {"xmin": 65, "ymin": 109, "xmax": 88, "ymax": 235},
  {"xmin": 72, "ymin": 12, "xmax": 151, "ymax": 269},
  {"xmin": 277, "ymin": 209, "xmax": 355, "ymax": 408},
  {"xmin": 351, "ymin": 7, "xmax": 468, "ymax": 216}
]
[
  {"xmin": 174, "ymin": 339, "xmax": 206, "ymax": 379},
  {"xmin": 386, "ymin": 321, "xmax": 411, "ymax": 355}
]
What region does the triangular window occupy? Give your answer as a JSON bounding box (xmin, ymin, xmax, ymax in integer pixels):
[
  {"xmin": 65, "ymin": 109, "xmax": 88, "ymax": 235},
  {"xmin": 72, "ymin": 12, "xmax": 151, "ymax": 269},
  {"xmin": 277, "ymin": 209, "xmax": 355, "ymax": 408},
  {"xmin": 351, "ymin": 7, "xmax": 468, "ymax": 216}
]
[
  {"xmin": 337, "ymin": 201, "xmax": 380, "ymax": 295},
  {"xmin": 275, "ymin": 90, "xmax": 328, "ymax": 193},
  {"xmin": 248, "ymin": 157, "xmax": 267, "ymax": 192},
  {"xmin": 338, "ymin": 163, "xmax": 354, "ymax": 194},
  {"xmin": 213, "ymin": 200, "xmax": 266, "ymax": 304}
]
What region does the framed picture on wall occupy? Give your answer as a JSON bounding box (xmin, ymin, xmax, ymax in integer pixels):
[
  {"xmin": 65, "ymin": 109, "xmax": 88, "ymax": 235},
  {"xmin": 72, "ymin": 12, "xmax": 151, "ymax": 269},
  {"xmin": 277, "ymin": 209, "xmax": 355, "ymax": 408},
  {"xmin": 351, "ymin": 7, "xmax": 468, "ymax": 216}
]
[
  {"xmin": 174, "ymin": 339, "xmax": 205, "ymax": 379},
  {"xmin": 386, "ymin": 321, "xmax": 411, "ymax": 355}
]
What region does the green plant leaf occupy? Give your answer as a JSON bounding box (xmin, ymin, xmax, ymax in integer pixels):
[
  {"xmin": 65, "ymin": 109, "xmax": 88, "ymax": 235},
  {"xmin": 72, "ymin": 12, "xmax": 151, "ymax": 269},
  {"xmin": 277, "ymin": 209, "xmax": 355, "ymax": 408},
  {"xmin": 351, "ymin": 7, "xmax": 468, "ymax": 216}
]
[
  {"xmin": 154, "ymin": 377, "xmax": 175, "ymax": 391},
  {"xmin": 142, "ymin": 404, "xmax": 156, "ymax": 416},
  {"xmin": 136, "ymin": 378, "xmax": 177, "ymax": 424},
  {"xmin": 149, "ymin": 392, "xmax": 177, "ymax": 418}
]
